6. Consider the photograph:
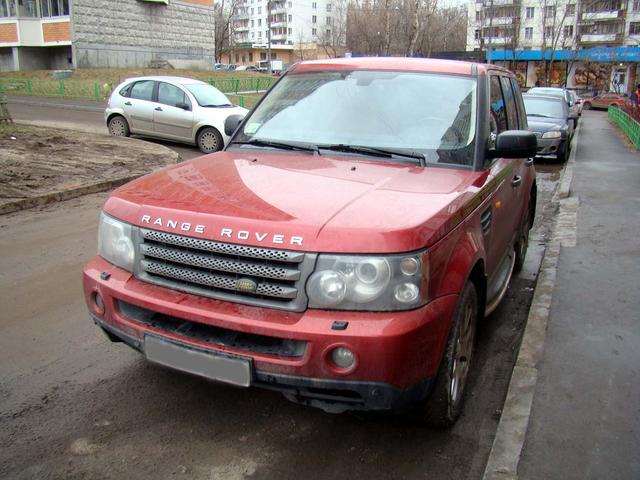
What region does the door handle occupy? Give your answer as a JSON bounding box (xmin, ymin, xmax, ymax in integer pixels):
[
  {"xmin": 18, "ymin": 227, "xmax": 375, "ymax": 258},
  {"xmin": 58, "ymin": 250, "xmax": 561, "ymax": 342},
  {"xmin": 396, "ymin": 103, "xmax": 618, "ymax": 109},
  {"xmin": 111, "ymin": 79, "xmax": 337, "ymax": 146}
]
[
  {"xmin": 511, "ymin": 175, "xmax": 522, "ymax": 188},
  {"xmin": 525, "ymin": 158, "xmax": 534, "ymax": 167},
  {"xmin": 155, "ymin": 107, "xmax": 163, "ymax": 111},
  {"xmin": 124, "ymin": 101, "xmax": 132, "ymax": 106}
]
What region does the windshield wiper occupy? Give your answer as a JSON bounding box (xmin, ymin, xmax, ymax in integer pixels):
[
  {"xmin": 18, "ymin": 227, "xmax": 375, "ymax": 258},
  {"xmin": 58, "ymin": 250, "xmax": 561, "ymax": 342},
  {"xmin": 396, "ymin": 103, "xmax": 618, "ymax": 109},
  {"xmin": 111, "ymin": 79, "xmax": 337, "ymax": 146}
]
[
  {"xmin": 231, "ymin": 139, "xmax": 319, "ymax": 153},
  {"xmin": 202, "ymin": 103, "xmax": 234, "ymax": 107},
  {"xmin": 528, "ymin": 113, "xmax": 552, "ymax": 118},
  {"xmin": 318, "ymin": 144, "xmax": 427, "ymax": 167}
]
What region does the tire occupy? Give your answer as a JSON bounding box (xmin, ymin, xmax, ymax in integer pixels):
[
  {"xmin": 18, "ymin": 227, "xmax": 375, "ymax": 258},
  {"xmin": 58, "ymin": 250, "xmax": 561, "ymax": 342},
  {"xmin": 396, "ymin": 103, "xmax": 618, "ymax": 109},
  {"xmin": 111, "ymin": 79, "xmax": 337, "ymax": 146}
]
[
  {"xmin": 420, "ymin": 281, "xmax": 478, "ymax": 428},
  {"xmin": 196, "ymin": 127, "xmax": 223, "ymax": 154},
  {"xmin": 583, "ymin": 101, "xmax": 592, "ymax": 110},
  {"xmin": 108, "ymin": 115, "xmax": 130, "ymax": 137},
  {"xmin": 557, "ymin": 141, "xmax": 568, "ymax": 163},
  {"xmin": 514, "ymin": 205, "xmax": 530, "ymax": 273}
]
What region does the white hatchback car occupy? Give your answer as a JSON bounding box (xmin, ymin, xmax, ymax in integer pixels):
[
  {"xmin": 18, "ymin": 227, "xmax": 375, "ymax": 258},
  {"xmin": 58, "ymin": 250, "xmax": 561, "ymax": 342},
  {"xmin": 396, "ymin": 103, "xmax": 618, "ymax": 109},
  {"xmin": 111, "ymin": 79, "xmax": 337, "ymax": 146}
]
[{"xmin": 105, "ymin": 76, "xmax": 249, "ymax": 153}]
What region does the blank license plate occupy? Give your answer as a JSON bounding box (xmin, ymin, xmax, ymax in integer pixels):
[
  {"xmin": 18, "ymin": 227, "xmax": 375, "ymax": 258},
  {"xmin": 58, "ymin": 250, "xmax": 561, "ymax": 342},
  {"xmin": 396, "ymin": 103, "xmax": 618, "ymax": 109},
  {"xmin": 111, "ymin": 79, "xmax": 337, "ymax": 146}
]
[{"xmin": 144, "ymin": 335, "xmax": 251, "ymax": 387}]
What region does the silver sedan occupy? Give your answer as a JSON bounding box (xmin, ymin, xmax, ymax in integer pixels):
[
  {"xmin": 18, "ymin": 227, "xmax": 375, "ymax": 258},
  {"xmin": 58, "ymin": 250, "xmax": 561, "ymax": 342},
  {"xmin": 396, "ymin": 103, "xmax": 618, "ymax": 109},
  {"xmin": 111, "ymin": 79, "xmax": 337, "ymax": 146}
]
[{"xmin": 105, "ymin": 76, "xmax": 248, "ymax": 153}]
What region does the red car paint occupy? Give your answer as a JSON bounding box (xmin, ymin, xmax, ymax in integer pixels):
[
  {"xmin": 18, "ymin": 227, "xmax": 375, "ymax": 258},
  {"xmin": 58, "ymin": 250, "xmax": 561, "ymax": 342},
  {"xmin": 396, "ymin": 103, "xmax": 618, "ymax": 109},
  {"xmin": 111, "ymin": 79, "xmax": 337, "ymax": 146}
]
[{"xmin": 83, "ymin": 58, "xmax": 536, "ymax": 414}]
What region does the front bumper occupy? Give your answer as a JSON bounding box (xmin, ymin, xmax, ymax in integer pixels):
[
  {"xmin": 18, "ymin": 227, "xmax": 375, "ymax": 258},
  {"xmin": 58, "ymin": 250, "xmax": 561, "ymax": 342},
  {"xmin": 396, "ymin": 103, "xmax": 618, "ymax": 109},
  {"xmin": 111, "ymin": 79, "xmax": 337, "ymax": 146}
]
[
  {"xmin": 84, "ymin": 256, "xmax": 458, "ymax": 412},
  {"xmin": 535, "ymin": 136, "xmax": 564, "ymax": 156}
]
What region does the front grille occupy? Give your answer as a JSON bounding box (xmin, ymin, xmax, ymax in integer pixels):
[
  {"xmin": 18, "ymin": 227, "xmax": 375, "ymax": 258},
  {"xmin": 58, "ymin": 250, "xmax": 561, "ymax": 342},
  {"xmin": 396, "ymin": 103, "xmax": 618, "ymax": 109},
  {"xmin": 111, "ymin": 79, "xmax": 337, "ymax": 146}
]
[
  {"xmin": 118, "ymin": 301, "xmax": 306, "ymax": 358},
  {"xmin": 134, "ymin": 228, "xmax": 316, "ymax": 312}
]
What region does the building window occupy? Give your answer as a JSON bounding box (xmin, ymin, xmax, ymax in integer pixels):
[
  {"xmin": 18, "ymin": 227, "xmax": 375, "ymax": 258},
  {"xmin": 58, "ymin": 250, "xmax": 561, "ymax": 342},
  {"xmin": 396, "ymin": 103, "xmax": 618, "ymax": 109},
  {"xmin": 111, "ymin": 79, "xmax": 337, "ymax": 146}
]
[
  {"xmin": 288, "ymin": 14, "xmax": 291, "ymax": 21},
  {"xmin": 475, "ymin": 10, "xmax": 481, "ymax": 21},
  {"xmin": 326, "ymin": 3, "xmax": 332, "ymax": 12},
  {"xmin": 258, "ymin": 18, "xmax": 261, "ymax": 26},
  {"xmin": 17, "ymin": 0, "xmax": 37, "ymax": 17},
  {"xmin": 544, "ymin": 5, "xmax": 555, "ymax": 17},
  {"xmin": 312, "ymin": 14, "xmax": 316, "ymax": 23},
  {"xmin": 251, "ymin": 19, "xmax": 254, "ymax": 27},
  {"xmin": 634, "ymin": 0, "xmax": 640, "ymax": 11},
  {"xmin": 630, "ymin": 21, "xmax": 640, "ymax": 34},
  {"xmin": 288, "ymin": 27, "xmax": 292, "ymax": 34},
  {"xmin": 312, "ymin": 2, "xmax": 316, "ymax": 8},
  {"xmin": 0, "ymin": 0, "xmax": 16, "ymax": 16},
  {"xmin": 525, "ymin": 27, "xmax": 533, "ymax": 39},
  {"xmin": 249, "ymin": 52, "xmax": 253, "ymax": 61},
  {"xmin": 526, "ymin": 7, "xmax": 534, "ymax": 19},
  {"xmin": 288, "ymin": 1, "xmax": 292, "ymax": 7},
  {"xmin": 326, "ymin": 16, "xmax": 331, "ymax": 25},
  {"xmin": 235, "ymin": 54, "xmax": 240, "ymax": 62},
  {"xmin": 251, "ymin": 7, "xmax": 254, "ymax": 14},
  {"xmin": 474, "ymin": 29, "xmax": 480, "ymax": 40},
  {"xmin": 567, "ymin": 4, "xmax": 576, "ymax": 15},
  {"xmin": 312, "ymin": 27, "xmax": 317, "ymax": 35},
  {"xmin": 258, "ymin": 30, "xmax": 262, "ymax": 37},
  {"xmin": 257, "ymin": 6, "xmax": 261, "ymax": 13},
  {"xmin": 545, "ymin": 26, "xmax": 553, "ymax": 37},
  {"xmin": 564, "ymin": 24, "xmax": 573, "ymax": 36},
  {"xmin": 260, "ymin": 52, "xmax": 266, "ymax": 60}
]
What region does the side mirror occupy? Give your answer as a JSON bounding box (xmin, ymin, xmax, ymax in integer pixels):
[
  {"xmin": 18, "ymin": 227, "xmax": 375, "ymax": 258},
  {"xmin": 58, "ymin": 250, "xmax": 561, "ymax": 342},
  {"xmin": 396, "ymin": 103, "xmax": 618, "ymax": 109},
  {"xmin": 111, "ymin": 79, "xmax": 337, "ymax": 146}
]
[
  {"xmin": 225, "ymin": 114, "xmax": 245, "ymax": 136},
  {"xmin": 492, "ymin": 130, "xmax": 537, "ymax": 159},
  {"xmin": 176, "ymin": 102, "xmax": 190, "ymax": 111}
]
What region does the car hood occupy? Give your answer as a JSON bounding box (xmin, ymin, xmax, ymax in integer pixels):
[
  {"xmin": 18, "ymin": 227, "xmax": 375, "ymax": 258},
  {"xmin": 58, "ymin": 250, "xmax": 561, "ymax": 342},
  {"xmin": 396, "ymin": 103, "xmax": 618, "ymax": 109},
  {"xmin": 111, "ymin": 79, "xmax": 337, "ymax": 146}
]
[
  {"xmin": 527, "ymin": 117, "xmax": 567, "ymax": 133},
  {"xmin": 104, "ymin": 151, "xmax": 487, "ymax": 253}
]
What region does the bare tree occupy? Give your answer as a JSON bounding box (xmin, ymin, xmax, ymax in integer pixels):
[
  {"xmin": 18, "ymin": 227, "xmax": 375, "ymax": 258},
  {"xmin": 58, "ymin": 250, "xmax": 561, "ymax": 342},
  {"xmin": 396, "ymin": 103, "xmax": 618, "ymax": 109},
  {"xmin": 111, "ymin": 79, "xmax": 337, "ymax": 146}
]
[
  {"xmin": 318, "ymin": 0, "xmax": 348, "ymax": 58},
  {"xmin": 214, "ymin": 0, "xmax": 241, "ymax": 63},
  {"xmin": 539, "ymin": 0, "xmax": 571, "ymax": 85}
]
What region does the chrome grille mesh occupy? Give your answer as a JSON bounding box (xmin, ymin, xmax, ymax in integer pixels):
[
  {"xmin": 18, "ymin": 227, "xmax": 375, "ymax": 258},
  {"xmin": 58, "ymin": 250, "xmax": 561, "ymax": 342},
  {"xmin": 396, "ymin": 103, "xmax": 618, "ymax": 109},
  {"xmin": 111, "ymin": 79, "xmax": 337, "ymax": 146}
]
[{"xmin": 135, "ymin": 228, "xmax": 315, "ymax": 312}]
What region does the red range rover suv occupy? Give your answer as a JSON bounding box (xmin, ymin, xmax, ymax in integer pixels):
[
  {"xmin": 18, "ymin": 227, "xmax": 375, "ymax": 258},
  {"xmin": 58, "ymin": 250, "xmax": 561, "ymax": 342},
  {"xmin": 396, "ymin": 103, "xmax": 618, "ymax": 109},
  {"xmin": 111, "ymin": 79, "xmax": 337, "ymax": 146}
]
[{"xmin": 84, "ymin": 58, "xmax": 537, "ymax": 426}]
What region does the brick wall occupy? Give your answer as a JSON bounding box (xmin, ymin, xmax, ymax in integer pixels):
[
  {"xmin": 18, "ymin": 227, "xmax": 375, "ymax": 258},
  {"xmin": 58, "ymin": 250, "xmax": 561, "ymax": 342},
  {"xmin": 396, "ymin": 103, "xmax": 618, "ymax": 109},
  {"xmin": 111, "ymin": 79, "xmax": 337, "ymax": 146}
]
[
  {"xmin": 73, "ymin": 0, "xmax": 215, "ymax": 68},
  {"xmin": 43, "ymin": 21, "xmax": 71, "ymax": 42},
  {"xmin": 0, "ymin": 23, "xmax": 18, "ymax": 43}
]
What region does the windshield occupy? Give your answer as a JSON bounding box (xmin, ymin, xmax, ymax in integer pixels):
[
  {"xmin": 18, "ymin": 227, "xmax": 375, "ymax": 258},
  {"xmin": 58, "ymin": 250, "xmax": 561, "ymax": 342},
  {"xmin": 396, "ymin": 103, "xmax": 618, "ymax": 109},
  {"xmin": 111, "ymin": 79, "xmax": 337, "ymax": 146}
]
[
  {"xmin": 523, "ymin": 97, "xmax": 565, "ymax": 118},
  {"xmin": 233, "ymin": 70, "xmax": 477, "ymax": 166},
  {"xmin": 184, "ymin": 84, "xmax": 232, "ymax": 107}
]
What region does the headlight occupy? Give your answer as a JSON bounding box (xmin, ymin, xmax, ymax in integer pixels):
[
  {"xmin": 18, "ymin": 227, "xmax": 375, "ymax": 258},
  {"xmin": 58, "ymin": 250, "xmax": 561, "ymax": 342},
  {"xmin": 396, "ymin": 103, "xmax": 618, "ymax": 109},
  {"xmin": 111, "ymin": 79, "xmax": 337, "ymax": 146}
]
[
  {"xmin": 98, "ymin": 212, "xmax": 135, "ymax": 271},
  {"xmin": 306, "ymin": 252, "xmax": 427, "ymax": 311},
  {"xmin": 542, "ymin": 130, "xmax": 562, "ymax": 139}
]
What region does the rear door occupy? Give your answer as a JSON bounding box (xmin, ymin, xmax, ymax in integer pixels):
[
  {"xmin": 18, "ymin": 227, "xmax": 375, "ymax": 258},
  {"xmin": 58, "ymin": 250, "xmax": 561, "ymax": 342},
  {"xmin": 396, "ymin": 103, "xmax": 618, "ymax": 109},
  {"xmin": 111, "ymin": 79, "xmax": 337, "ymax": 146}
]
[
  {"xmin": 124, "ymin": 80, "xmax": 156, "ymax": 134},
  {"xmin": 153, "ymin": 82, "xmax": 195, "ymax": 141}
]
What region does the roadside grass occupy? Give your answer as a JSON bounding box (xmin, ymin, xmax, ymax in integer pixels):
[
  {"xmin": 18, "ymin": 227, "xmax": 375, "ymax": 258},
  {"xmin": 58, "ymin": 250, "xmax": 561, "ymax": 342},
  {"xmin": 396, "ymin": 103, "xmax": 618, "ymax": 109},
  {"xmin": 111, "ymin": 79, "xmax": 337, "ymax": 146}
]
[{"xmin": 0, "ymin": 68, "xmax": 265, "ymax": 84}]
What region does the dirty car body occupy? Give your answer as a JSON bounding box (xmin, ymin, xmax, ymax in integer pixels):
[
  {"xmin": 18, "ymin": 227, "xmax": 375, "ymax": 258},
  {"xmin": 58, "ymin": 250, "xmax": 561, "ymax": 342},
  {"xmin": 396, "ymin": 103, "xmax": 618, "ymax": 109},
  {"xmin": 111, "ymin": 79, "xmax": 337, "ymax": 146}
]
[{"xmin": 85, "ymin": 58, "xmax": 537, "ymax": 426}]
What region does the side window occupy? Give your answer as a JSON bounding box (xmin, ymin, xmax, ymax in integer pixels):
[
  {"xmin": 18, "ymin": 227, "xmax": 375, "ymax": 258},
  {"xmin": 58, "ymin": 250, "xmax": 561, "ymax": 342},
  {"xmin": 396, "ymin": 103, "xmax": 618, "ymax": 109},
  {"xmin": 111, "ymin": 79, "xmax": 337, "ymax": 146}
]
[
  {"xmin": 119, "ymin": 83, "xmax": 132, "ymax": 97},
  {"xmin": 500, "ymin": 76, "xmax": 519, "ymax": 130},
  {"xmin": 489, "ymin": 76, "xmax": 508, "ymax": 135},
  {"xmin": 158, "ymin": 82, "xmax": 189, "ymax": 108},
  {"xmin": 129, "ymin": 80, "xmax": 155, "ymax": 102},
  {"xmin": 511, "ymin": 78, "xmax": 528, "ymax": 129}
]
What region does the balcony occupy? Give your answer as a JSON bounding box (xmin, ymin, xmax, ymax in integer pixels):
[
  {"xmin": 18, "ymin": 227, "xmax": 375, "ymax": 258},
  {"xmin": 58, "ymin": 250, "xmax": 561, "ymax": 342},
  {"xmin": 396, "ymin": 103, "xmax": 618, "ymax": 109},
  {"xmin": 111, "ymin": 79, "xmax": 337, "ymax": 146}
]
[
  {"xmin": 483, "ymin": 36, "xmax": 513, "ymax": 45},
  {"xmin": 483, "ymin": 0, "xmax": 520, "ymax": 6},
  {"xmin": 483, "ymin": 16, "xmax": 516, "ymax": 26},
  {"xmin": 234, "ymin": 23, "xmax": 249, "ymax": 32},
  {"xmin": 578, "ymin": 10, "xmax": 624, "ymax": 23},
  {"xmin": 579, "ymin": 32, "xmax": 623, "ymax": 43}
]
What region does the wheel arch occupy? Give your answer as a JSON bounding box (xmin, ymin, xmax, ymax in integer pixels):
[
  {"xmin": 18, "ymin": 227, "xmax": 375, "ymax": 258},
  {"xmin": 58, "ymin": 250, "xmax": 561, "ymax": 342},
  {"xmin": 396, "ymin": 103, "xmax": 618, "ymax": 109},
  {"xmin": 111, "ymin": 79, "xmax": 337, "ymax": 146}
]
[{"xmin": 529, "ymin": 180, "xmax": 537, "ymax": 230}]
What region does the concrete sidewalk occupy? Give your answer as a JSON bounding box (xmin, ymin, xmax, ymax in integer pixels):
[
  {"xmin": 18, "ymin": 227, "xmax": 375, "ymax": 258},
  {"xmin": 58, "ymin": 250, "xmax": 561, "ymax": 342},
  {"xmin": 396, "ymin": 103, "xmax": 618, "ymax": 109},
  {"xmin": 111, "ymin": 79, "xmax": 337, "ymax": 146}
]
[
  {"xmin": 6, "ymin": 95, "xmax": 104, "ymax": 112},
  {"xmin": 517, "ymin": 112, "xmax": 640, "ymax": 478}
]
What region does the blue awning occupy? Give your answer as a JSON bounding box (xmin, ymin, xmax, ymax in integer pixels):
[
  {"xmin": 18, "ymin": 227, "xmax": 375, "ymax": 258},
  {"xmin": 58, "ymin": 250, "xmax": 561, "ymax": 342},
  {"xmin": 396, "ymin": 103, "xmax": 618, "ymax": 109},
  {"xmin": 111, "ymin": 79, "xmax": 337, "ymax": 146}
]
[{"xmin": 487, "ymin": 46, "xmax": 640, "ymax": 62}]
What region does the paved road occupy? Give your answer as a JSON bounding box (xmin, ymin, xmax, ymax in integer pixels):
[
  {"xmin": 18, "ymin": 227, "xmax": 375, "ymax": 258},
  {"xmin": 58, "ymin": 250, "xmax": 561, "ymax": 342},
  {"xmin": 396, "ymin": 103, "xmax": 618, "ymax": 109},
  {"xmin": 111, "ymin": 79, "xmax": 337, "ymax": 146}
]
[
  {"xmin": 7, "ymin": 99, "xmax": 202, "ymax": 161},
  {"xmin": 0, "ymin": 99, "xmax": 562, "ymax": 480}
]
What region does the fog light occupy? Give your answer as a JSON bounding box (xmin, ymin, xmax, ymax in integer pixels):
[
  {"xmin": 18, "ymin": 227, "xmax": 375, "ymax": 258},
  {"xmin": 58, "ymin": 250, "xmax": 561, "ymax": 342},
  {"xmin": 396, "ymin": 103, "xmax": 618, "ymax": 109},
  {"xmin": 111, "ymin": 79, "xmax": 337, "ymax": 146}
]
[
  {"xmin": 330, "ymin": 347, "xmax": 355, "ymax": 369},
  {"xmin": 93, "ymin": 292, "xmax": 105, "ymax": 314},
  {"xmin": 394, "ymin": 283, "xmax": 419, "ymax": 304}
]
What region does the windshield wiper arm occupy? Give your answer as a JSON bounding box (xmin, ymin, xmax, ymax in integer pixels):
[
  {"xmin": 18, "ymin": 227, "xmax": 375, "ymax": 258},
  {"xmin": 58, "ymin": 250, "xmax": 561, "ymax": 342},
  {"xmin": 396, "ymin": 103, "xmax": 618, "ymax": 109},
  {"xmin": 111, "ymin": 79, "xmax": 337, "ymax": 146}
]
[
  {"xmin": 231, "ymin": 139, "xmax": 319, "ymax": 153},
  {"xmin": 318, "ymin": 144, "xmax": 427, "ymax": 167},
  {"xmin": 528, "ymin": 113, "xmax": 552, "ymax": 118}
]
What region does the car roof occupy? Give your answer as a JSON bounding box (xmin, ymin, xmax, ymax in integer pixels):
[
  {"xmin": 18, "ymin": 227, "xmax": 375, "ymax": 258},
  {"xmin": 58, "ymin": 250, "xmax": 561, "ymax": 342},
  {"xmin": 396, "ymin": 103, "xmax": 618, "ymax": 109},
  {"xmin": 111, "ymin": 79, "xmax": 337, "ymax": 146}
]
[
  {"xmin": 122, "ymin": 76, "xmax": 208, "ymax": 86},
  {"xmin": 523, "ymin": 93, "xmax": 566, "ymax": 103},
  {"xmin": 288, "ymin": 57, "xmax": 513, "ymax": 77}
]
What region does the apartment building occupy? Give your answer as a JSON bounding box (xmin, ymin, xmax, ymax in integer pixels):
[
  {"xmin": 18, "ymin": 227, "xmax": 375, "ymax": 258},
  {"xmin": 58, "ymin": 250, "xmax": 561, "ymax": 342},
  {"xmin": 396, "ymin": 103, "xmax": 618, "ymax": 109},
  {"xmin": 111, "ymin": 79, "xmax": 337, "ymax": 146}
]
[
  {"xmin": 228, "ymin": 0, "xmax": 345, "ymax": 65},
  {"xmin": 466, "ymin": 0, "xmax": 640, "ymax": 92},
  {"xmin": 1, "ymin": 0, "xmax": 215, "ymax": 71}
]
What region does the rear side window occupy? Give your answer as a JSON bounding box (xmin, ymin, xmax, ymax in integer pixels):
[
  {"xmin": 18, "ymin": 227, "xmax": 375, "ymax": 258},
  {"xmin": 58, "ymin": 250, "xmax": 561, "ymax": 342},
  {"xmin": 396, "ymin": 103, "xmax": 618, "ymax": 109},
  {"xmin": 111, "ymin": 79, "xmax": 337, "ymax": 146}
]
[
  {"xmin": 500, "ymin": 76, "xmax": 519, "ymax": 130},
  {"xmin": 130, "ymin": 80, "xmax": 155, "ymax": 102},
  {"xmin": 489, "ymin": 76, "xmax": 508, "ymax": 134},
  {"xmin": 510, "ymin": 78, "xmax": 528, "ymax": 129},
  {"xmin": 119, "ymin": 83, "xmax": 132, "ymax": 97}
]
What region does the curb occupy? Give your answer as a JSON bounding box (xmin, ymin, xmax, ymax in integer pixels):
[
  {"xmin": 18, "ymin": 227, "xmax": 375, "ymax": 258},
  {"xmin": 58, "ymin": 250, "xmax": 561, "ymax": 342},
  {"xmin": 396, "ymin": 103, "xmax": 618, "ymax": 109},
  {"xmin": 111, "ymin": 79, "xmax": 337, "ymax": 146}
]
[
  {"xmin": 482, "ymin": 121, "xmax": 581, "ymax": 480},
  {"xmin": 14, "ymin": 119, "xmax": 107, "ymax": 136},
  {"xmin": 6, "ymin": 97, "xmax": 103, "ymax": 113},
  {"xmin": 0, "ymin": 175, "xmax": 140, "ymax": 215}
]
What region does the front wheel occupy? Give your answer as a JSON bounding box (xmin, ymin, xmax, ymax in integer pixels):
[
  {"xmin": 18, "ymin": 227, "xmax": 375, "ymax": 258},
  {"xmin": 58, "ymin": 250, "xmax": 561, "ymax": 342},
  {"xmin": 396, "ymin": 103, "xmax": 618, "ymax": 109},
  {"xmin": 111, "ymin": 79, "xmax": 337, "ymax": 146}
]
[
  {"xmin": 557, "ymin": 141, "xmax": 568, "ymax": 163},
  {"xmin": 582, "ymin": 101, "xmax": 592, "ymax": 110},
  {"xmin": 420, "ymin": 281, "xmax": 478, "ymax": 428},
  {"xmin": 196, "ymin": 127, "xmax": 223, "ymax": 154}
]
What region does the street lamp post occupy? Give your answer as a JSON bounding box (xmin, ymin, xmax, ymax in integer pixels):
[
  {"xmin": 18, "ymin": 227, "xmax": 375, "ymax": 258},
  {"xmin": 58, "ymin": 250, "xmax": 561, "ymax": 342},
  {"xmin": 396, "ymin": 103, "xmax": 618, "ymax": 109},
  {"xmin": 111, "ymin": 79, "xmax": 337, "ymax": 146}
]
[{"xmin": 267, "ymin": 0, "xmax": 272, "ymax": 73}]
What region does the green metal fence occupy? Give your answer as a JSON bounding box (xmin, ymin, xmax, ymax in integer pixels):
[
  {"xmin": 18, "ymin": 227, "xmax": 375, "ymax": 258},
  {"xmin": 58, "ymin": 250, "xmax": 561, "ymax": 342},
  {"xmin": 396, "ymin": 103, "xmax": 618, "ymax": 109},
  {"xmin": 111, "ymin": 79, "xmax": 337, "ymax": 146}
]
[
  {"xmin": 608, "ymin": 106, "xmax": 640, "ymax": 150},
  {"xmin": 0, "ymin": 76, "xmax": 274, "ymax": 100}
]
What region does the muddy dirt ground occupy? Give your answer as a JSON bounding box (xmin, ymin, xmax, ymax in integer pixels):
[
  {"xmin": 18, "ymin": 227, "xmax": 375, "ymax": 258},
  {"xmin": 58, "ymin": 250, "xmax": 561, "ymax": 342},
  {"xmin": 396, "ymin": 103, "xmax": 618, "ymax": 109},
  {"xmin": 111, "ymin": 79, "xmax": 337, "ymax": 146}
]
[{"xmin": 0, "ymin": 124, "xmax": 178, "ymax": 203}]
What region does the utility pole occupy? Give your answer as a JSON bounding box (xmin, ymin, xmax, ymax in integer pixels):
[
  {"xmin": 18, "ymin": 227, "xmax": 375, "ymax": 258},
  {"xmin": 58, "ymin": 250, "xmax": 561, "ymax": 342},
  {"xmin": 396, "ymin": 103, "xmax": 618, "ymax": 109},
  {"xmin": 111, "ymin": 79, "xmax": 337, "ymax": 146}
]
[{"xmin": 267, "ymin": 0, "xmax": 272, "ymax": 73}]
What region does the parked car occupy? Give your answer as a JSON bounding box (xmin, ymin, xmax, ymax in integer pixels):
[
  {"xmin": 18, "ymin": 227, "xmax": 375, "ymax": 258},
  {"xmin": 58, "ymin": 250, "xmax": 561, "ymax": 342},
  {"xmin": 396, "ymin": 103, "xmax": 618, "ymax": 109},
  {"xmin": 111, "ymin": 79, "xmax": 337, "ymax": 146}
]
[
  {"xmin": 568, "ymin": 90, "xmax": 583, "ymax": 115},
  {"xmin": 523, "ymin": 93, "xmax": 577, "ymax": 162},
  {"xmin": 235, "ymin": 65, "xmax": 259, "ymax": 72},
  {"xmin": 581, "ymin": 92, "xmax": 627, "ymax": 110},
  {"xmin": 214, "ymin": 63, "xmax": 229, "ymax": 70},
  {"xmin": 105, "ymin": 76, "xmax": 248, "ymax": 153},
  {"xmin": 527, "ymin": 86, "xmax": 580, "ymax": 126},
  {"xmin": 86, "ymin": 58, "xmax": 537, "ymax": 427}
]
